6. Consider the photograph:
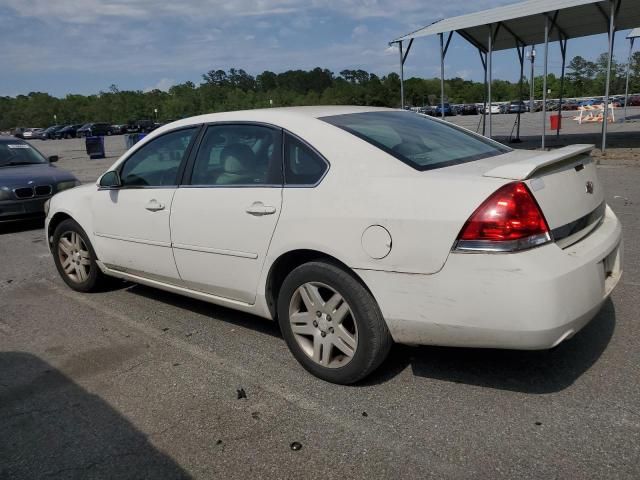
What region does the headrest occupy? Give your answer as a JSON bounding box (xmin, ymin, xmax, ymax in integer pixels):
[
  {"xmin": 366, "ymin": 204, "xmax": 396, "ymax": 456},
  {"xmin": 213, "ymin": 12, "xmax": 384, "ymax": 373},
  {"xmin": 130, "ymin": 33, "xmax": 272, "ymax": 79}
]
[{"xmin": 221, "ymin": 144, "xmax": 255, "ymax": 173}]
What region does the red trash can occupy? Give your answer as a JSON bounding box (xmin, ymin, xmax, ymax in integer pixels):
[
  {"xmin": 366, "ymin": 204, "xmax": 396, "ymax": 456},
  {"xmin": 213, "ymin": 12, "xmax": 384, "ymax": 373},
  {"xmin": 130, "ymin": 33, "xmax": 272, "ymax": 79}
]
[{"xmin": 550, "ymin": 114, "xmax": 562, "ymax": 130}]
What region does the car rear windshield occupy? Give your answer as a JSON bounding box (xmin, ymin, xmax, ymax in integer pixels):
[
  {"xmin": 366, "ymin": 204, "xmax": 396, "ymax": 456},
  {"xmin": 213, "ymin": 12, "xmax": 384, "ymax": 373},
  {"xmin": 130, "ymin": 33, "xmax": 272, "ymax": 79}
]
[{"xmin": 321, "ymin": 111, "xmax": 511, "ymax": 171}]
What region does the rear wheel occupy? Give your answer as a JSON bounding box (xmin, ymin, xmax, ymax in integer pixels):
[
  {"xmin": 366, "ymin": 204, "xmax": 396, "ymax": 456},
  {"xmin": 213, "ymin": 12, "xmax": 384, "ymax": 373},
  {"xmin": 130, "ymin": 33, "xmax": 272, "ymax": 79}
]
[
  {"xmin": 277, "ymin": 261, "xmax": 392, "ymax": 384},
  {"xmin": 52, "ymin": 219, "xmax": 107, "ymax": 292}
]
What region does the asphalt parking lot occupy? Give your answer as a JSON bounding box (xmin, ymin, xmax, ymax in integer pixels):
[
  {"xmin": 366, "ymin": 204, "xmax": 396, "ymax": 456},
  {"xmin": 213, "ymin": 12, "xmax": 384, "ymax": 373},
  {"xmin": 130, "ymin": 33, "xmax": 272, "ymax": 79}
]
[{"xmin": 1, "ymin": 122, "xmax": 640, "ymax": 479}]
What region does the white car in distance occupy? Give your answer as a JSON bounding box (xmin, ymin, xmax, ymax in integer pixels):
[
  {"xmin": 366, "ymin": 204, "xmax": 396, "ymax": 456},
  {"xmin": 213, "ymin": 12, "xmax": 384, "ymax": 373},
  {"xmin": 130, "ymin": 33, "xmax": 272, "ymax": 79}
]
[{"xmin": 45, "ymin": 106, "xmax": 623, "ymax": 384}]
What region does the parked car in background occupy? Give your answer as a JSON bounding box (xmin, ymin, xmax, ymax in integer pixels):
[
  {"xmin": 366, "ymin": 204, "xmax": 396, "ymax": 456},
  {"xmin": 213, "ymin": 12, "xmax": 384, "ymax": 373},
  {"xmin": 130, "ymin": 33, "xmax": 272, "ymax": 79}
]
[
  {"xmin": 111, "ymin": 124, "xmax": 128, "ymax": 135},
  {"xmin": 458, "ymin": 104, "xmax": 479, "ymax": 115},
  {"xmin": 22, "ymin": 128, "xmax": 44, "ymax": 140},
  {"xmin": 77, "ymin": 123, "xmax": 114, "ymax": 138},
  {"xmin": 561, "ymin": 100, "xmax": 579, "ymax": 111},
  {"xmin": 44, "ymin": 106, "xmax": 622, "ymax": 384},
  {"xmin": 507, "ymin": 101, "xmax": 528, "ymax": 114},
  {"xmin": 38, "ymin": 125, "xmax": 65, "ymax": 140},
  {"xmin": 484, "ymin": 104, "xmax": 502, "ymax": 114},
  {"xmin": 12, "ymin": 128, "xmax": 27, "ymax": 139},
  {"xmin": 127, "ymin": 119, "xmax": 158, "ymax": 134},
  {"xmin": 417, "ymin": 106, "xmax": 436, "ymax": 116},
  {"xmin": 0, "ymin": 136, "xmax": 80, "ymax": 222},
  {"xmin": 627, "ymin": 95, "xmax": 640, "ymax": 106},
  {"xmin": 578, "ymin": 99, "xmax": 599, "ymax": 108},
  {"xmin": 435, "ymin": 103, "xmax": 455, "ymax": 116},
  {"xmin": 54, "ymin": 124, "xmax": 83, "ymax": 139}
]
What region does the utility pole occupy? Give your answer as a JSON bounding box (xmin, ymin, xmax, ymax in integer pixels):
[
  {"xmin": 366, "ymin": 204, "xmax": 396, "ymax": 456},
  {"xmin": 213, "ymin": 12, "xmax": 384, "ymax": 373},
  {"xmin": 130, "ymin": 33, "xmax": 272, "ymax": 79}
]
[{"xmin": 527, "ymin": 45, "xmax": 536, "ymax": 112}]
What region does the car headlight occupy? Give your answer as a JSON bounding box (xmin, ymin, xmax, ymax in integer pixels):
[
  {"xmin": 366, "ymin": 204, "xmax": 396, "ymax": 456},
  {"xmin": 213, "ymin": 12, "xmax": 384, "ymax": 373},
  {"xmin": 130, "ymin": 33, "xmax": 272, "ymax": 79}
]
[
  {"xmin": 56, "ymin": 180, "xmax": 81, "ymax": 192},
  {"xmin": 0, "ymin": 187, "xmax": 11, "ymax": 201}
]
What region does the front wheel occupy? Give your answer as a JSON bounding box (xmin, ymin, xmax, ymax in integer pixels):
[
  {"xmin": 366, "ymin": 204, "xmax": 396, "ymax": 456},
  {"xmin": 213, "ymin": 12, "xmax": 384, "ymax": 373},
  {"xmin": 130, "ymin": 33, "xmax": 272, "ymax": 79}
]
[
  {"xmin": 277, "ymin": 261, "xmax": 392, "ymax": 384},
  {"xmin": 52, "ymin": 219, "xmax": 107, "ymax": 292}
]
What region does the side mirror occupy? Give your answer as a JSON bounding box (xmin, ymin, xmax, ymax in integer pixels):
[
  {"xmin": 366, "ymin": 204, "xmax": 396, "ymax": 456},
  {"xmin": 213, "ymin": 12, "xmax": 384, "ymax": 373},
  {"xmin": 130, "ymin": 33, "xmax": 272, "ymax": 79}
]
[
  {"xmin": 99, "ymin": 171, "xmax": 122, "ymax": 188},
  {"xmin": 48, "ymin": 155, "xmax": 59, "ymax": 163}
]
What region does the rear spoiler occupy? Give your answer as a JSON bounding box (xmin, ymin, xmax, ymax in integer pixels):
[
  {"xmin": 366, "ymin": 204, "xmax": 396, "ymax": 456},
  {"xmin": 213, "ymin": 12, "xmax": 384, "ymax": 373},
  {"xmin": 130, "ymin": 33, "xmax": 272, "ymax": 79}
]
[{"xmin": 483, "ymin": 144, "xmax": 594, "ymax": 180}]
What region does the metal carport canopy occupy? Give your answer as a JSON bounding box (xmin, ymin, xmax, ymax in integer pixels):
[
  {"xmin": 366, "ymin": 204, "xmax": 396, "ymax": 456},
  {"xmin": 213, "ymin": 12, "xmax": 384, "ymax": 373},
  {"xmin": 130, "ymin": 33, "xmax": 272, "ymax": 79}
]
[
  {"xmin": 391, "ymin": 0, "xmax": 639, "ymax": 152},
  {"xmin": 393, "ymin": 0, "xmax": 640, "ymax": 51}
]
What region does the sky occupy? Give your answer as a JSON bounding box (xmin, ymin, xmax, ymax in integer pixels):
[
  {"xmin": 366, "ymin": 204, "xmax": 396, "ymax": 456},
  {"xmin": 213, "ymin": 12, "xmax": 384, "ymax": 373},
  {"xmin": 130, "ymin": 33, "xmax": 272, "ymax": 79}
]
[{"xmin": 0, "ymin": 0, "xmax": 635, "ymax": 97}]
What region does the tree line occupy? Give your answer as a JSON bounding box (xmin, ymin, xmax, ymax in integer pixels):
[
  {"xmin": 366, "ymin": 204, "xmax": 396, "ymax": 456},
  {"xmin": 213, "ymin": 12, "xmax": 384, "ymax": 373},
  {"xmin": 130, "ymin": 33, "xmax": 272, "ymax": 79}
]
[{"xmin": 2, "ymin": 52, "xmax": 639, "ymax": 129}]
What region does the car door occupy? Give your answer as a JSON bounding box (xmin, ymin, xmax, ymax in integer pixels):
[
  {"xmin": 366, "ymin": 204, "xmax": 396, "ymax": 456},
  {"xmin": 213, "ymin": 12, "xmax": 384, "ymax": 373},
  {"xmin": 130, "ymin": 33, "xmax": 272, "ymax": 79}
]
[
  {"xmin": 170, "ymin": 123, "xmax": 283, "ymax": 304},
  {"xmin": 92, "ymin": 126, "xmax": 199, "ymax": 280}
]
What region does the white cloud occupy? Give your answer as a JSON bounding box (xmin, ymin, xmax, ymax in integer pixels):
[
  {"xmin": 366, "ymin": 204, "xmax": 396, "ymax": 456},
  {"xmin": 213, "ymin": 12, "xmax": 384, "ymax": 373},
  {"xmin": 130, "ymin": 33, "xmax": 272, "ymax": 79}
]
[
  {"xmin": 352, "ymin": 24, "xmax": 368, "ymax": 37},
  {"xmin": 145, "ymin": 78, "xmax": 175, "ymax": 92},
  {"xmin": 2, "ymin": 0, "xmax": 516, "ymax": 24},
  {"xmin": 455, "ymin": 69, "xmax": 471, "ymax": 79}
]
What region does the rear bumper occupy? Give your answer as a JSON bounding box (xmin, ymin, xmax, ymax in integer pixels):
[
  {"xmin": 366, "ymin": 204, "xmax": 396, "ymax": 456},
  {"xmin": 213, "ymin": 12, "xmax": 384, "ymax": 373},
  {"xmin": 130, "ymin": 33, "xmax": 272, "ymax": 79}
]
[{"xmin": 356, "ymin": 205, "xmax": 623, "ymax": 350}]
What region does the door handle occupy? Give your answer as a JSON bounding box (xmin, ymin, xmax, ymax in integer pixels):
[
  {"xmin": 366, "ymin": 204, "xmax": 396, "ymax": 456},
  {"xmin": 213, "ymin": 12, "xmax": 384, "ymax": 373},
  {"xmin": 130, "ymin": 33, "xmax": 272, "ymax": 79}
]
[
  {"xmin": 145, "ymin": 199, "xmax": 165, "ymax": 212},
  {"xmin": 246, "ymin": 202, "xmax": 276, "ymax": 216}
]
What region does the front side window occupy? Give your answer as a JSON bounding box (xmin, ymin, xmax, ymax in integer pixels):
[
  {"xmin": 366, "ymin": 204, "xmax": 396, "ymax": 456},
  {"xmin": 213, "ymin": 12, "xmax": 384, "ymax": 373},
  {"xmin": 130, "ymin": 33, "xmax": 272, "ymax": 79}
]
[
  {"xmin": 283, "ymin": 134, "xmax": 328, "ymax": 185},
  {"xmin": 120, "ymin": 127, "xmax": 196, "ymax": 187},
  {"xmin": 321, "ymin": 111, "xmax": 511, "ymax": 171},
  {"xmin": 190, "ymin": 124, "xmax": 282, "ymax": 186}
]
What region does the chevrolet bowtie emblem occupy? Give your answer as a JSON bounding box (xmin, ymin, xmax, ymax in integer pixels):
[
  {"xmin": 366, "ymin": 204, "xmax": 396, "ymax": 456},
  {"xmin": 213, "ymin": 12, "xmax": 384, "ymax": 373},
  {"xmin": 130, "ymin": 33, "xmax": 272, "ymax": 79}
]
[{"xmin": 585, "ymin": 181, "xmax": 594, "ymax": 194}]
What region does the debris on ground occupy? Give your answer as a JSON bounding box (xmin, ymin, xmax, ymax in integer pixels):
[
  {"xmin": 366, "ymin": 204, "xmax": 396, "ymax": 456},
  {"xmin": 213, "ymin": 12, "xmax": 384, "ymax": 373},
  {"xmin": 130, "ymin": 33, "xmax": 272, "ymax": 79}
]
[{"xmin": 236, "ymin": 388, "xmax": 247, "ymax": 399}]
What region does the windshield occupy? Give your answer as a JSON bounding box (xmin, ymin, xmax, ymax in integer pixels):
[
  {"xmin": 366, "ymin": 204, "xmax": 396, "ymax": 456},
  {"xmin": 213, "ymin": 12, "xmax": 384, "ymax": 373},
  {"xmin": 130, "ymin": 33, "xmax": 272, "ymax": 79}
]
[
  {"xmin": 321, "ymin": 111, "xmax": 511, "ymax": 171},
  {"xmin": 0, "ymin": 141, "xmax": 48, "ymax": 166}
]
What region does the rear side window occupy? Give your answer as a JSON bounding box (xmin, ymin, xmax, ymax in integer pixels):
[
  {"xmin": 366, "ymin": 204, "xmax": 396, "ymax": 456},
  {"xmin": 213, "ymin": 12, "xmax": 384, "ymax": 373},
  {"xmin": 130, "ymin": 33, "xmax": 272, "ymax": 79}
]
[
  {"xmin": 321, "ymin": 111, "xmax": 511, "ymax": 171},
  {"xmin": 190, "ymin": 124, "xmax": 282, "ymax": 186},
  {"xmin": 284, "ymin": 134, "xmax": 328, "ymax": 185}
]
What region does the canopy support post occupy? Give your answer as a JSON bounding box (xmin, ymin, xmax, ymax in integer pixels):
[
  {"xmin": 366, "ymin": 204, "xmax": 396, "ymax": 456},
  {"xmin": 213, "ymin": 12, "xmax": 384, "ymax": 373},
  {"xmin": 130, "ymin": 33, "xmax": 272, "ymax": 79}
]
[
  {"xmin": 624, "ymin": 36, "xmax": 635, "ymax": 122},
  {"xmin": 514, "ymin": 44, "xmax": 525, "ymax": 143},
  {"xmin": 602, "ymin": 0, "xmax": 617, "ymax": 153},
  {"xmin": 542, "ymin": 15, "xmax": 550, "ymax": 150},
  {"xmin": 488, "ymin": 27, "xmax": 493, "ymax": 139},
  {"xmin": 558, "ymin": 37, "xmax": 568, "ymax": 138},
  {"xmin": 479, "ymin": 49, "xmax": 487, "ymax": 136},
  {"xmin": 393, "ymin": 38, "xmax": 414, "ymax": 110},
  {"xmin": 529, "ymin": 45, "xmax": 536, "ymax": 113},
  {"xmin": 398, "ymin": 41, "xmax": 405, "ymax": 109},
  {"xmin": 440, "ymin": 33, "xmax": 445, "ymax": 119},
  {"xmin": 439, "ymin": 32, "xmax": 453, "ymax": 119}
]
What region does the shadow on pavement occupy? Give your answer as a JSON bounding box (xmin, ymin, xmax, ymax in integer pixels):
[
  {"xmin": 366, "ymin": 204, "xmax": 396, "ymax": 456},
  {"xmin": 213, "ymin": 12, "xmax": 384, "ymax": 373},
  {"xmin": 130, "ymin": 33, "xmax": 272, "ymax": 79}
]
[
  {"xmin": 0, "ymin": 218, "xmax": 44, "ymax": 235},
  {"xmin": 0, "ymin": 352, "xmax": 190, "ymax": 479},
  {"xmin": 366, "ymin": 298, "xmax": 616, "ymax": 393},
  {"xmin": 129, "ymin": 281, "xmax": 615, "ymax": 394},
  {"xmin": 126, "ymin": 284, "xmax": 282, "ymax": 339}
]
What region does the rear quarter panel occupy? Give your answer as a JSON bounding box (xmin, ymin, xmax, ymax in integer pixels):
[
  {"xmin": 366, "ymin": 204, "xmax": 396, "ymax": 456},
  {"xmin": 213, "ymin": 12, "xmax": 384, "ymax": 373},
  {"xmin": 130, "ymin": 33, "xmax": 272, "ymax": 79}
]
[{"xmin": 266, "ymin": 120, "xmax": 509, "ymax": 276}]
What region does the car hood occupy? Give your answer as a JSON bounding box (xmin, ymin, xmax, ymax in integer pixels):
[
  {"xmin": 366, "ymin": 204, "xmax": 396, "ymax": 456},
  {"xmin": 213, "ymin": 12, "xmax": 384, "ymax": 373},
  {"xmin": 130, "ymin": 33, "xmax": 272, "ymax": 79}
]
[{"xmin": 0, "ymin": 164, "xmax": 77, "ymax": 188}]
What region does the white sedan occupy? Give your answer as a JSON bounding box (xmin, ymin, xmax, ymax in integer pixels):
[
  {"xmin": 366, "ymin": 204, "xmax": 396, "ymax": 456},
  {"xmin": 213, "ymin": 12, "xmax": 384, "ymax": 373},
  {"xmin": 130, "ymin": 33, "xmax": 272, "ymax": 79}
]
[
  {"xmin": 484, "ymin": 104, "xmax": 502, "ymax": 114},
  {"xmin": 45, "ymin": 106, "xmax": 623, "ymax": 384}
]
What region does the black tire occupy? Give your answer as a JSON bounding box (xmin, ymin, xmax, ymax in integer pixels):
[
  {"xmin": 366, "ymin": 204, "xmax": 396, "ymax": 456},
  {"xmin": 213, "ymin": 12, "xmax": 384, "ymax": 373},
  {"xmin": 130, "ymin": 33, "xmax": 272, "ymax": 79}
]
[
  {"xmin": 277, "ymin": 261, "xmax": 392, "ymax": 384},
  {"xmin": 52, "ymin": 218, "xmax": 107, "ymax": 292}
]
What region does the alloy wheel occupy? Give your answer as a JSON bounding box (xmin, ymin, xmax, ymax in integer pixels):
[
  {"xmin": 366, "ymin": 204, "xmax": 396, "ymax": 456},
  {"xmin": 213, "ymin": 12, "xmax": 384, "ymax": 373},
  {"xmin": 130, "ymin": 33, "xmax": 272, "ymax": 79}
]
[
  {"xmin": 57, "ymin": 231, "xmax": 91, "ymax": 283},
  {"xmin": 288, "ymin": 282, "xmax": 358, "ymax": 368}
]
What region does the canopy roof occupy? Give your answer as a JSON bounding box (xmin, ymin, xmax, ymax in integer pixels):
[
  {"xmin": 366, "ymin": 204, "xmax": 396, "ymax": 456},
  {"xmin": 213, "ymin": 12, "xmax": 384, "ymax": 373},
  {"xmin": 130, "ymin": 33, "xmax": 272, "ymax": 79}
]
[
  {"xmin": 628, "ymin": 28, "xmax": 640, "ymax": 39},
  {"xmin": 392, "ymin": 0, "xmax": 640, "ymax": 52}
]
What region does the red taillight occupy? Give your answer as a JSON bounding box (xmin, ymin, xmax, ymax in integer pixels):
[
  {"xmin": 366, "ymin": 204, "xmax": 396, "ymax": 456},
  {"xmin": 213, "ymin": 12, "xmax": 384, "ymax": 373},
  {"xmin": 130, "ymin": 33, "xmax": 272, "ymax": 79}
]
[{"xmin": 455, "ymin": 182, "xmax": 551, "ymax": 252}]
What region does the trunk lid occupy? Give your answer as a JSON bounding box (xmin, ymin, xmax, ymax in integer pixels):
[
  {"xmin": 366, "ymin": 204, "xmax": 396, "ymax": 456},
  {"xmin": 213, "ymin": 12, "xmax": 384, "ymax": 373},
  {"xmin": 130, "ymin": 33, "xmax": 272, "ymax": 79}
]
[{"xmin": 483, "ymin": 145, "xmax": 604, "ymax": 247}]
